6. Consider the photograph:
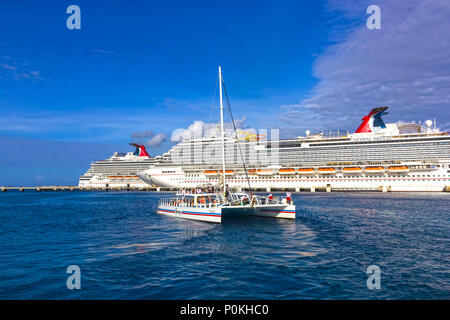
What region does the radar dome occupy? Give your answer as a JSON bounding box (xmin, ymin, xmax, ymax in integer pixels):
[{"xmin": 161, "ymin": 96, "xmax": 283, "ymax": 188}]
[
  {"xmin": 305, "ymin": 130, "xmax": 311, "ymax": 136},
  {"xmin": 425, "ymin": 120, "xmax": 433, "ymax": 128}
]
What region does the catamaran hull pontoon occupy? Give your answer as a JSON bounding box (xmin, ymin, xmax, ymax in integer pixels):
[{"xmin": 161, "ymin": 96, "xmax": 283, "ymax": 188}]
[{"xmin": 157, "ymin": 203, "xmax": 296, "ymax": 224}]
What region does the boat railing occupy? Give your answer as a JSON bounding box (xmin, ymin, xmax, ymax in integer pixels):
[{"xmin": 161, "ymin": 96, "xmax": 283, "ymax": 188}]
[
  {"xmin": 158, "ymin": 196, "xmax": 220, "ymax": 208},
  {"xmin": 225, "ymin": 193, "xmax": 285, "ymax": 206},
  {"xmin": 159, "ymin": 193, "xmax": 292, "ymax": 207}
]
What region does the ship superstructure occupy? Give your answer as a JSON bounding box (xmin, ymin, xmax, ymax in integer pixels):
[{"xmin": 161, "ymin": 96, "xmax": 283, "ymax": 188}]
[
  {"xmin": 79, "ymin": 143, "xmax": 156, "ymax": 188},
  {"xmin": 138, "ymin": 107, "xmax": 450, "ymax": 192}
]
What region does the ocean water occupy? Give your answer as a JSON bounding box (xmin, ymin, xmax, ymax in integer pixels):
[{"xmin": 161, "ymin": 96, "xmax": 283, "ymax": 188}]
[{"xmin": 0, "ymin": 191, "xmax": 448, "ymax": 299}]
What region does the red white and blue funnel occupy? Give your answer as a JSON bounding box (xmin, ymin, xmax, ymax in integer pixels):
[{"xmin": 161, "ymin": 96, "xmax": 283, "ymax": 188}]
[
  {"xmin": 355, "ymin": 106, "xmax": 389, "ymax": 133},
  {"xmin": 130, "ymin": 143, "xmax": 150, "ymax": 157}
]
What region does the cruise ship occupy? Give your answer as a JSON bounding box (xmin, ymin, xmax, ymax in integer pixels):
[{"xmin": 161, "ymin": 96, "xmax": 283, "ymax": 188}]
[
  {"xmin": 78, "ymin": 143, "xmax": 156, "ymax": 188},
  {"xmin": 137, "ymin": 107, "xmax": 450, "ymax": 192}
]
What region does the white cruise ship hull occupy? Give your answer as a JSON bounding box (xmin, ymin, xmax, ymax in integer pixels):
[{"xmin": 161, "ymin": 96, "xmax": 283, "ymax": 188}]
[{"xmin": 139, "ymin": 164, "xmax": 450, "ymax": 192}]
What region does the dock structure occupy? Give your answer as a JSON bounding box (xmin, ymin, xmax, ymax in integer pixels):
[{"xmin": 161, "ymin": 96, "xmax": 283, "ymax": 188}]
[
  {"xmin": 0, "ymin": 186, "xmax": 176, "ymax": 192},
  {"xmin": 2, "ymin": 185, "xmax": 450, "ymax": 193}
]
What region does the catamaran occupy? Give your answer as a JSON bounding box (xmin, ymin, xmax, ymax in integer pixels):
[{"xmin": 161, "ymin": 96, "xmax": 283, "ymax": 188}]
[
  {"xmin": 156, "ymin": 67, "xmax": 296, "ymax": 223},
  {"xmin": 157, "ymin": 189, "xmax": 296, "ymax": 224}
]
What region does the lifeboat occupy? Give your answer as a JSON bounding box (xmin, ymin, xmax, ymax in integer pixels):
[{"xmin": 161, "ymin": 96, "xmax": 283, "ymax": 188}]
[
  {"xmin": 257, "ymin": 169, "xmax": 273, "ymax": 175},
  {"xmin": 364, "ymin": 166, "xmax": 385, "ymax": 174},
  {"xmin": 317, "ymin": 167, "xmax": 337, "ymax": 174},
  {"xmin": 298, "ymin": 168, "xmax": 315, "ymax": 175},
  {"xmin": 203, "ymin": 170, "xmax": 218, "ymax": 176},
  {"xmin": 342, "ymin": 167, "xmax": 363, "ymax": 174},
  {"xmin": 248, "ymin": 169, "xmax": 257, "ymax": 175},
  {"xmin": 279, "ymin": 168, "xmax": 296, "ymax": 175},
  {"xmin": 219, "ymin": 170, "xmax": 235, "ymax": 176},
  {"xmin": 388, "ymin": 166, "xmax": 410, "ymax": 173}
]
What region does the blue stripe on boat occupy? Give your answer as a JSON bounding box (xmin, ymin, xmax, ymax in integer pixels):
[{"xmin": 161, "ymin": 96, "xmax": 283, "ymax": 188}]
[
  {"xmin": 158, "ymin": 208, "xmax": 221, "ymax": 217},
  {"xmin": 258, "ymin": 209, "xmax": 296, "ymax": 213}
]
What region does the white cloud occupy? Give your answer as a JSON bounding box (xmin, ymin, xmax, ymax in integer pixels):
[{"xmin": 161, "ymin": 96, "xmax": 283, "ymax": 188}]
[
  {"xmin": 171, "ymin": 117, "xmax": 247, "ymax": 142},
  {"xmin": 0, "ymin": 55, "xmax": 44, "ymax": 81},
  {"xmin": 280, "ymin": 0, "xmax": 450, "ymax": 132},
  {"xmin": 146, "ymin": 133, "xmax": 167, "ymax": 148},
  {"xmin": 131, "ymin": 130, "xmax": 154, "ymax": 139}
]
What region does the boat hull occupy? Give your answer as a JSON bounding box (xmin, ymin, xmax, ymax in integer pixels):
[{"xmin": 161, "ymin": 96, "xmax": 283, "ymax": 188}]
[
  {"xmin": 343, "ymin": 168, "xmax": 364, "ymax": 174},
  {"xmin": 223, "ymin": 204, "xmax": 296, "ymax": 219},
  {"xmin": 157, "ymin": 205, "xmax": 222, "ymax": 223},
  {"xmin": 156, "ymin": 203, "xmax": 296, "ymax": 223},
  {"xmin": 297, "ymin": 169, "xmax": 315, "ymax": 175},
  {"xmin": 257, "ymin": 170, "xmax": 273, "ymax": 176}
]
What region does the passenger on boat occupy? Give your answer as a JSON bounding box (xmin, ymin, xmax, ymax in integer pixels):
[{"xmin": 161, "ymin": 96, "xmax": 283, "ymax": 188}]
[
  {"xmin": 241, "ymin": 195, "xmax": 249, "ymax": 205},
  {"xmin": 267, "ymin": 193, "xmax": 273, "ymax": 204},
  {"xmin": 286, "ymin": 192, "xmax": 292, "ymax": 204},
  {"xmin": 251, "ymin": 193, "xmax": 256, "ymax": 205}
]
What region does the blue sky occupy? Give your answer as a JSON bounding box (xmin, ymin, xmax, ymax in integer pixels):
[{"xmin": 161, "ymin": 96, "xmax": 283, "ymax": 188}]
[{"xmin": 1, "ymin": 0, "xmax": 449, "ymax": 185}]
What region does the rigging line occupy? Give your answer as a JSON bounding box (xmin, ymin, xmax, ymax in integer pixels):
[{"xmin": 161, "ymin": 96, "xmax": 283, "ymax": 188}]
[{"xmin": 221, "ymin": 78, "xmax": 253, "ymax": 193}]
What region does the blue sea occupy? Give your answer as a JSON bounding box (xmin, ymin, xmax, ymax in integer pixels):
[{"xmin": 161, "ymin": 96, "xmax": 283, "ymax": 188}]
[{"xmin": 0, "ymin": 191, "xmax": 448, "ymax": 299}]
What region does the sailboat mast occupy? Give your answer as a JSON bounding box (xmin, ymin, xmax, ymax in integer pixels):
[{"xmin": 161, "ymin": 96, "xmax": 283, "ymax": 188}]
[{"xmin": 219, "ymin": 66, "xmax": 226, "ymax": 193}]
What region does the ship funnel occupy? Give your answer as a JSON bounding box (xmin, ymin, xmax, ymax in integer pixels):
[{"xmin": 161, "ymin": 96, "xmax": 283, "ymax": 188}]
[
  {"xmin": 130, "ymin": 143, "xmax": 150, "ymax": 157},
  {"xmin": 355, "ymin": 106, "xmax": 389, "ymax": 133}
]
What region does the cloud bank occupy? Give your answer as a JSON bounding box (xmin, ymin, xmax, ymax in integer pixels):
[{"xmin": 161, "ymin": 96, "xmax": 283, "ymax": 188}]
[
  {"xmin": 147, "ymin": 133, "xmax": 167, "ymax": 148},
  {"xmin": 130, "ymin": 129, "xmax": 167, "ymax": 148},
  {"xmin": 280, "ymin": 0, "xmax": 450, "ymax": 134},
  {"xmin": 131, "ymin": 130, "xmax": 154, "ymax": 139},
  {"xmin": 171, "ymin": 117, "xmax": 247, "ymax": 142}
]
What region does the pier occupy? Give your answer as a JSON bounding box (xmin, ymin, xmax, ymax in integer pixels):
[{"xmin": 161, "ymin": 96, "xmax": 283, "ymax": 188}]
[
  {"xmin": 0, "ymin": 186, "xmax": 177, "ymax": 192},
  {"xmin": 2, "ymin": 185, "xmax": 450, "ymax": 193},
  {"xmin": 0, "ymin": 185, "xmax": 360, "ymax": 193}
]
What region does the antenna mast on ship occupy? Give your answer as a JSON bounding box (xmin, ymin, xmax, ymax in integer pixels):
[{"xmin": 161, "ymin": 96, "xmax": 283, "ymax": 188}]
[{"xmin": 219, "ymin": 66, "xmax": 226, "ymax": 194}]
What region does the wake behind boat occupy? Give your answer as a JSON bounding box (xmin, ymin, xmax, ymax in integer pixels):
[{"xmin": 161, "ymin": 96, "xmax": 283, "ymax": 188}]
[{"xmin": 156, "ymin": 66, "xmax": 296, "ymax": 223}]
